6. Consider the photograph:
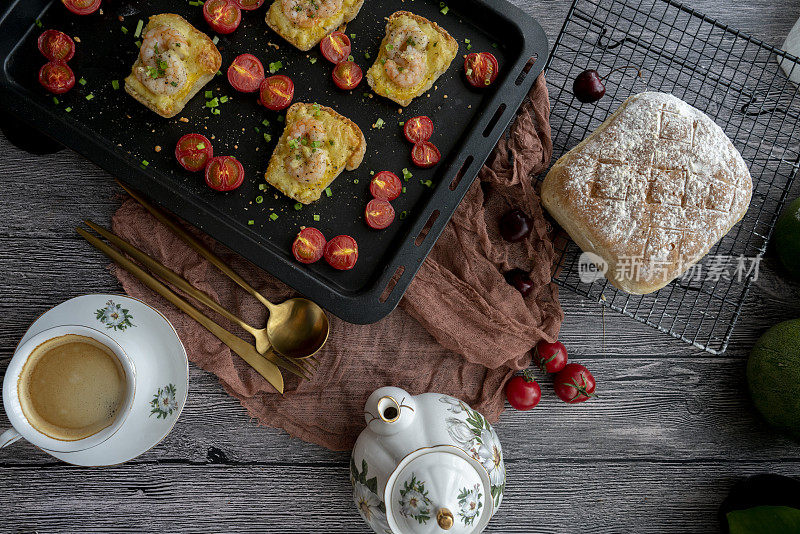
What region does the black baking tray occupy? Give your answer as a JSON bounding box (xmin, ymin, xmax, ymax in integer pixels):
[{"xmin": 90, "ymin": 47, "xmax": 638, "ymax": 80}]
[{"xmin": 0, "ymin": 0, "xmax": 547, "ymax": 324}]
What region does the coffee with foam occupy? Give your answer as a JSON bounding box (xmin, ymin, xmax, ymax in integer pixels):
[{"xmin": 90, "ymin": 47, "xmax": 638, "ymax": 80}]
[{"xmin": 17, "ymin": 334, "xmax": 126, "ymax": 441}]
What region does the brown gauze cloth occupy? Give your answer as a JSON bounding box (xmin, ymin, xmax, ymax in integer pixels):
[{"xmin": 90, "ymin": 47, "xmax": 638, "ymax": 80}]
[{"xmin": 111, "ymin": 74, "xmax": 563, "ymax": 451}]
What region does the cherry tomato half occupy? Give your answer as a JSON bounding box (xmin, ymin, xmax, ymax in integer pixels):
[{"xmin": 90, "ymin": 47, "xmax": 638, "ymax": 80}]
[
  {"xmin": 369, "ymin": 171, "xmax": 402, "ymax": 201},
  {"xmin": 464, "ymin": 52, "xmax": 499, "ymax": 88},
  {"xmin": 61, "ymin": 0, "xmax": 101, "ymax": 15},
  {"xmin": 553, "ymin": 363, "xmax": 597, "ymax": 404},
  {"xmin": 505, "ymin": 372, "xmax": 541, "ymax": 411},
  {"xmin": 258, "ymin": 75, "xmax": 294, "ymax": 111},
  {"xmin": 365, "ymin": 199, "xmax": 395, "ymax": 230},
  {"xmin": 324, "ymin": 235, "xmax": 358, "ymax": 270},
  {"xmin": 534, "ymin": 340, "xmax": 568, "ymax": 374},
  {"xmin": 203, "ymin": 0, "xmax": 242, "ymax": 35},
  {"xmin": 205, "ymin": 156, "xmax": 244, "ymax": 191},
  {"xmin": 234, "ymin": 0, "xmax": 266, "ymax": 10},
  {"xmin": 227, "ymin": 53, "xmax": 265, "ymax": 93},
  {"xmin": 38, "ymin": 62, "xmax": 75, "ymax": 94},
  {"xmin": 411, "ymin": 141, "xmax": 441, "ymax": 168},
  {"xmin": 38, "ymin": 30, "xmax": 75, "ymax": 62},
  {"xmin": 320, "ymin": 31, "xmax": 351, "ymax": 64},
  {"xmin": 292, "ymin": 227, "xmax": 326, "ymax": 264},
  {"xmin": 403, "ymin": 115, "xmax": 433, "ymax": 144},
  {"xmin": 332, "ymin": 61, "xmax": 363, "ymax": 91},
  {"xmin": 175, "ymin": 134, "xmax": 213, "ymax": 172}
]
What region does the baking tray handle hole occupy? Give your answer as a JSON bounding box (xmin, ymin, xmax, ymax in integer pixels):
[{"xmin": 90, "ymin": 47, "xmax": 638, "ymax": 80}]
[
  {"xmin": 514, "ymin": 54, "xmax": 539, "ymax": 86},
  {"xmin": 415, "ymin": 210, "xmax": 440, "ymax": 246},
  {"xmin": 379, "ymin": 266, "xmax": 406, "ymax": 303},
  {"xmin": 449, "ymin": 155, "xmax": 474, "ymax": 191},
  {"xmin": 482, "ymin": 103, "xmax": 507, "ymax": 138}
]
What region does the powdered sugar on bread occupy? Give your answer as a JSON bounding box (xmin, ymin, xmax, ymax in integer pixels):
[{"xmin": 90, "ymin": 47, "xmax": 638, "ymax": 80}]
[{"xmin": 542, "ymin": 92, "xmax": 752, "ymax": 294}]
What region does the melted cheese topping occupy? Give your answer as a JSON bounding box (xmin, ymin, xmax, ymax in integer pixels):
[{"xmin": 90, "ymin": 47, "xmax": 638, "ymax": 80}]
[{"xmin": 266, "ymin": 0, "xmax": 364, "ymax": 51}]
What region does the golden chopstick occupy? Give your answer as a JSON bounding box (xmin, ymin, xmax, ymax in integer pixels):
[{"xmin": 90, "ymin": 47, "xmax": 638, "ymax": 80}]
[{"xmin": 76, "ymin": 227, "xmax": 285, "ymax": 394}]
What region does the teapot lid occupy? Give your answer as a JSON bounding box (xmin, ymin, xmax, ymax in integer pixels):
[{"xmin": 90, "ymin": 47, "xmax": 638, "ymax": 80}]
[{"xmin": 385, "ymin": 446, "xmax": 492, "ymax": 534}]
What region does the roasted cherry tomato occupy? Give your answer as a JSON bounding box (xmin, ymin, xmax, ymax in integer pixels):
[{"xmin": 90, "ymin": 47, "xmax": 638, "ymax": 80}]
[
  {"xmin": 205, "ymin": 156, "xmax": 244, "ymax": 191},
  {"xmin": 38, "ymin": 62, "xmax": 75, "ymax": 94},
  {"xmin": 259, "ymin": 75, "xmax": 294, "ymax": 111},
  {"xmin": 534, "ymin": 340, "xmax": 568, "ymax": 374},
  {"xmin": 554, "ymin": 363, "xmax": 597, "ymax": 404},
  {"xmin": 38, "ymin": 30, "xmax": 75, "ymax": 62},
  {"xmin": 332, "ymin": 61, "xmax": 363, "ymax": 90},
  {"xmin": 411, "ymin": 141, "xmax": 441, "ymax": 168},
  {"xmin": 175, "ymin": 134, "xmax": 213, "ymax": 172},
  {"xmin": 324, "ymin": 235, "xmax": 358, "ymax": 270},
  {"xmin": 320, "ymin": 31, "xmax": 351, "ymax": 64},
  {"xmin": 505, "ymin": 371, "xmax": 541, "ymax": 411},
  {"xmin": 365, "ymin": 199, "xmax": 395, "ymax": 230},
  {"xmin": 234, "ymin": 0, "xmax": 266, "ymax": 10},
  {"xmin": 403, "ymin": 116, "xmax": 433, "ymax": 144},
  {"xmin": 203, "ymin": 0, "xmax": 242, "ymax": 34},
  {"xmin": 61, "ymin": 0, "xmax": 101, "ymax": 15},
  {"xmin": 464, "ymin": 52, "xmax": 499, "ymax": 88},
  {"xmin": 227, "ymin": 53, "xmax": 265, "ymax": 93},
  {"xmin": 369, "ymin": 171, "xmax": 402, "ymax": 201},
  {"xmin": 292, "ymin": 227, "xmax": 326, "ymax": 264}
]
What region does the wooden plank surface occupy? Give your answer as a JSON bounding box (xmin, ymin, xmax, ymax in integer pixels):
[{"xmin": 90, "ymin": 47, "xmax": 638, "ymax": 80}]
[{"xmin": 2, "ymin": 0, "xmax": 800, "ymax": 532}]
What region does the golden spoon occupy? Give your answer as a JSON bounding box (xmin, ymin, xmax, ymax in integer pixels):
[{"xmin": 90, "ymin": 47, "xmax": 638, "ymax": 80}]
[{"xmin": 117, "ymin": 181, "xmax": 330, "ymax": 360}]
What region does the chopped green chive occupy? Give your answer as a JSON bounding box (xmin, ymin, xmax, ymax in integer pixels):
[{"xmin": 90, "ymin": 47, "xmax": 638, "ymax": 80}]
[
  {"xmin": 255, "ymin": 196, "xmax": 263, "ymax": 204},
  {"xmin": 212, "ymin": 36, "xmax": 219, "ymax": 45},
  {"xmin": 309, "ymin": 57, "xmax": 317, "ymax": 64},
  {"xmin": 78, "ymin": 77, "xmax": 87, "ymax": 86},
  {"xmin": 211, "ymin": 108, "xmax": 221, "ymax": 115},
  {"xmin": 206, "ymin": 97, "xmax": 219, "ymax": 107},
  {"xmin": 492, "ymin": 42, "xmax": 498, "ymax": 48},
  {"xmin": 370, "ymin": 170, "xmax": 375, "ymax": 175},
  {"xmin": 259, "ymin": 183, "xmax": 267, "ymax": 191},
  {"xmin": 270, "ymin": 213, "xmax": 278, "ymax": 221},
  {"xmin": 268, "ymin": 61, "xmax": 282, "ymax": 73},
  {"xmin": 350, "ymin": 33, "xmax": 356, "ymax": 38},
  {"xmin": 440, "ymin": 5, "xmax": 449, "ymax": 14},
  {"xmin": 85, "ymin": 93, "xmax": 94, "ymax": 100},
  {"xmin": 374, "ymin": 118, "xmax": 385, "ymax": 129},
  {"xmin": 141, "ymin": 160, "xmax": 149, "ymax": 167},
  {"xmin": 262, "ymin": 119, "xmax": 270, "ymax": 126},
  {"xmin": 219, "ymin": 95, "xmax": 229, "ymax": 103},
  {"xmin": 65, "ymin": 107, "xmax": 72, "ymax": 112},
  {"xmin": 135, "ymin": 40, "xmax": 141, "ymax": 48},
  {"xmin": 348, "ymin": 55, "xmax": 354, "ymax": 62},
  {"xmin": 402, "ymin": 186, "xmax": 406, "ymax": 193},
  {"xmin": 263, "ymin": 133, "xmax": 272, "ymax": 143},
  {"xmin": 134, "ymin": 19, "xmax": 144, "ymax": 38},
  {"xmin": 255, "ymin": 126, "xmax": 261, "ymax": 133},
  {"xmin": 52, "ymin": 97, "xmax": 59, "ymax": 105},
  {"xmin": 277, "ymin": 115, "xmax": 284, "ymax": 122},
  {"xmin": 121, "ymin": 26, "xmax": 128, "ymax": 34},
  {"xmin": 35, "ymin": 19, "xmax": 43, "ymax": 28},
  {"xmin": 313, "ymin": 214, "xmax": 320, "ymax": 222},
  {"xmin": 328, "ymin": 139, "xmax": 334, "ymax": 146},
  {"xmin": 364, "ymin": 52, "xmax": 371, "ymax": 59},
  {"xmin": 402, "ymin": 168, "xmax": 412, "ymax": 181},
  {"xmin": 466, "ymin": 68, "xmax": 473, "ymax": 76},
  {"xmin": 398, "ymin": 121, "xmax": 405, "ymax": 126},
  {"xmin": 196, "ymin": 142, "xmax": 206, "ymax": 149},
  {"xmin": 325, "ymin": 187, "xmax": 332, "ymax": 197},
  {"xmin": 205, "ymin": 90, "xmax": 213, "ymax": 98},
  {"xmin": 248, "ymin": 220, "xmax": 254, "ymax": 225},
  {"xmin": 215, "ymin": 70, "xmax": 222, "ymax": 76},
  {"xmin": 294, "ymin": 202, "xmax": 302, "ymax": 211},
  {"xmin": 421, "ymin": 179, "xmax": 433, "ymax": 187},
  {"xmin": 353, "ymin": 179, "xmax": 359, "ymax": 184},
  {"xmin": 400, "ymin": 211, "xmax": 408, "ymax": 220},
  {"xmin": 111, "ymin": 79, "xmax": 120, "ymax": 90}
]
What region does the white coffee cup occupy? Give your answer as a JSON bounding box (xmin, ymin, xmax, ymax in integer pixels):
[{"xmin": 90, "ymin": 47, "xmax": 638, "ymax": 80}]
[{"xmin": 1, "ymin": 325, "xmax": 137, "ymax": 453}]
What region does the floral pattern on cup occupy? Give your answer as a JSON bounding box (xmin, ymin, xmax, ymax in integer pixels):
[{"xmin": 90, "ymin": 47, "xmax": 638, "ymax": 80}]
[
  {"xmin": 398, "ymin": 473, "xmax": 432, "ymax": 525},
  {"xmin": 149, "ymin": 384, "xmax": 178, "ymax": 419},
  {"xmin": 441, "ymin": 396, "xmax": 505, "ymax": 509},
  {"xmin": 351, "ymin": 457, "xmax": 392, "ymax": 534},
  {"xmin": 457, "ymin": 483, "xmax": 483, "ymax": 525},
  {"xmin": 95, "ymin": 300, "xmax": 135, "ymax": 331}
]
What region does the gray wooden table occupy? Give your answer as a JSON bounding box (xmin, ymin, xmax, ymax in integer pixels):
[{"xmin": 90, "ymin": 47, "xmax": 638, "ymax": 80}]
[{"xmin": 2, "ymin": 1, "xmax": 800, "ymax": 532}]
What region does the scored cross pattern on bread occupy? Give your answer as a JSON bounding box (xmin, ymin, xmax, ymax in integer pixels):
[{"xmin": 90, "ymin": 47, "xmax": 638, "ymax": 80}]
[{"xmin": 542, "ymin": 92, "xmax": 752, "ymax": 294}]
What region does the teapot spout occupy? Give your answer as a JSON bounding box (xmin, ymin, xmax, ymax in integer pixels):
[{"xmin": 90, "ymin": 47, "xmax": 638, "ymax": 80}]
[{"xmin": 364, "ymin": 387, "xmax": 416, "ymax": 436}]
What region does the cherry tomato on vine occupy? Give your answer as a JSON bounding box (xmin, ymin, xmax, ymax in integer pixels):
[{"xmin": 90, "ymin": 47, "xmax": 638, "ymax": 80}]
[
  {"xmin": 505, "ymin": 371, "xmax": 541, "ymax": 411},
  {"xmin": 534, "ymin": 340, "xmax": 568, "ymax": 374},
  {"xmin": 553, "ymin": 363, "xmax": 597, "ymax": 404}
]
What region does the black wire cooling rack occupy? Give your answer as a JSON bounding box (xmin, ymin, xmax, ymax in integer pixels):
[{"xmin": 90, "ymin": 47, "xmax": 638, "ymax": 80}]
[{"xmin": 540, "ymin": 0, "xmax": 800, "ymax": 354}]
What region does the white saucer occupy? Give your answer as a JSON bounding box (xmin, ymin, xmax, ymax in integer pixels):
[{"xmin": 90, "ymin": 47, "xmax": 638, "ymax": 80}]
[{"xmin": 17, "ymin": 294, "xmax": 189, "ymax": 466}]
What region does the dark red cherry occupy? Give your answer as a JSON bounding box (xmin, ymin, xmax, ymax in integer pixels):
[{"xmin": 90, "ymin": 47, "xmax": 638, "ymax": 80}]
[
  {"xmin": 505, "ymin": 269, "xmax": 534, "ymax": 296},
  {"xmin": 573, "ymin": 69, "xmax": 605, "ymax": 103},
  {"xmin": 499, "ymin": 209, "xmax": 532, "ymax": 242}
]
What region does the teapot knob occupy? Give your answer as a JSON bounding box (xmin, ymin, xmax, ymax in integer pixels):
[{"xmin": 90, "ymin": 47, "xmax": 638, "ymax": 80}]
[
  {"xmin": 364, "ymin": 387, "xmax": 416, "ymax": 435},
  {"xmin": 436, "ymin": 508, "xmax": 454, "ymax": 530}
]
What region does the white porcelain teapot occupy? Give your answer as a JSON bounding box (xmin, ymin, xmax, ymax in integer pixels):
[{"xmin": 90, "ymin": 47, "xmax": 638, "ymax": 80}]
[{"xmin": 351, "ymin": 387, "xmax": 505, "ymax": 534}]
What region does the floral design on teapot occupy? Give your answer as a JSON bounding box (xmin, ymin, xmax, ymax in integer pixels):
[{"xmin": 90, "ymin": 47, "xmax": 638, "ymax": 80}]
[
  {"xmin": 351, "ymin": 457, "xmax": 392, "ymax": 534},
  {"xmin": 440, "ymin": 396, "xmax": 505, "ymax": 507},
  {"xmin": 398, "ymin": 473, "xmax": 432, "ymax": 524},
  {"xmin": 457, "ymin": 484, "xmax": 483, "ymax": 526}
]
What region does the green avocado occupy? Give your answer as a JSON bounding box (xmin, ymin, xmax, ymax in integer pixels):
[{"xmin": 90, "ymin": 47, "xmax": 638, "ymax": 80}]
[
  {"xmin": 747, "ymin": 319, "xmax": 800, "ymax": 439},
  {"xmin": 774, "ymin": 196, "xmax": 800, "ymax": 279}
]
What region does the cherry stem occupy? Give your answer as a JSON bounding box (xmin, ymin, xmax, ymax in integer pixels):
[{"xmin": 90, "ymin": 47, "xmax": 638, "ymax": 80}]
[{"xmin": 600, "ymin": 65, "xmax": 642, "ymax": 82}]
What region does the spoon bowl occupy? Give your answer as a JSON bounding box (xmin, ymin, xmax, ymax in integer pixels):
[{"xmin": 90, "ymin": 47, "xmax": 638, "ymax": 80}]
[{"xmin": 266, "ymin": 297, "xmax": 329, "ymax": 359}]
